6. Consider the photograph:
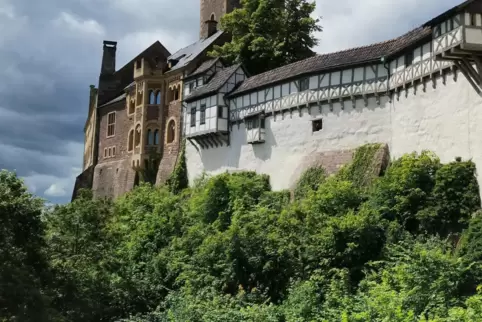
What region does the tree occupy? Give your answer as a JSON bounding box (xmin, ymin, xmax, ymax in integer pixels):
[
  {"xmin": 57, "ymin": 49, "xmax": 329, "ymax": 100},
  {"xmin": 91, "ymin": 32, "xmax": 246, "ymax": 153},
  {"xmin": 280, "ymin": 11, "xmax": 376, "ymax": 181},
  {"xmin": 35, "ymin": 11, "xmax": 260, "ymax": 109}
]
[
  {"xmin": 0, "ymin": 170, "xmax": 53, "ymax": 321},
  {"xmin": 209, "ymin": 0, "xmax": 322, "ymax": 75}
]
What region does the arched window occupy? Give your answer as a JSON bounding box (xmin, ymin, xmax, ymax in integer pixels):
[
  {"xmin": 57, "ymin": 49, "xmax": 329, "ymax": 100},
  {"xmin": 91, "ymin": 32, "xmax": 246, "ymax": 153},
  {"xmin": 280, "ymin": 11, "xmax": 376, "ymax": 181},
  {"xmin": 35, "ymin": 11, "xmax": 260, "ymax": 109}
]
[
  {"xmin": 135, "ymin": 125, "xmax": 141, "ymax": 147},
  {"xmin": 166, "ymin": 119, "xmax": 176, "ymax": 143},
  {"xmin": 149, "ymin": 90, "xmax": 156, "ymax": 104},
  {"xmin": 210, "ymin": 13, "xmax": 215, "ymax": 21},
  {"xmin": 155, "ymin": 91, "xmax": 161, "ymax": 104},
  {"xmin": 154, "ymin": 129, "xmax": 159, "ymax": 145},
  {"xmin": 128, "ymin": 130, "xmax": 134, "ymax": 151},
  {"xmin": 146, "ymin": 129, "xmax": 153, "ymax": 145}
]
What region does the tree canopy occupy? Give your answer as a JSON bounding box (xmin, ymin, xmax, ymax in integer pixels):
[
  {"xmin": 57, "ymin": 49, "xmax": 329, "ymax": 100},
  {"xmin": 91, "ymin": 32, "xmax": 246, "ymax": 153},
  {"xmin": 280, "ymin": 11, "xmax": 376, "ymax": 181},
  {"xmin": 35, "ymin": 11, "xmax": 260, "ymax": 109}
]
[
  {"xmin": 209, "ymin": 0, "xmax": 322, "ymax": 75},
  {"xmin": 2, "ymin": 146, "xmax": 482, "ymax": 321}
]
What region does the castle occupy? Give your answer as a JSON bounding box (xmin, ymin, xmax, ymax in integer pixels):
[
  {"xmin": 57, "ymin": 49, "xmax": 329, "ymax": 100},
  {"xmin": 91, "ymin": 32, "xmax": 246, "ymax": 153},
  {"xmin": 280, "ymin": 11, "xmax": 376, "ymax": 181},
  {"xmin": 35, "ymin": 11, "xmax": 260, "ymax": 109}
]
[{"xmin": 74, "ymin": 0, "xmax": 482, "ymax": 200}]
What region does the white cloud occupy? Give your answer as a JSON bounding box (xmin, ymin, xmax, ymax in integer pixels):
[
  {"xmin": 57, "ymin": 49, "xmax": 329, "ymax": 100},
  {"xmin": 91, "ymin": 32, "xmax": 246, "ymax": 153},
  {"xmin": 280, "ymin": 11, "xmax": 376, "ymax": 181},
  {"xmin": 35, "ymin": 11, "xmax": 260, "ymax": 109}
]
[
  {"xmin": 116, "ymin": 29, "xmax": 193, "ymax": 66},
  {"xmin": 53, "ymin": 12, "xmax": 105, "ymax": 36},
  {"xmin": 44, "ymin": 183, "xmax": 67, "ymax": 197},
  {"xmin": 312, "ymin": 0, "xmax": 461, "ymax": 53}
]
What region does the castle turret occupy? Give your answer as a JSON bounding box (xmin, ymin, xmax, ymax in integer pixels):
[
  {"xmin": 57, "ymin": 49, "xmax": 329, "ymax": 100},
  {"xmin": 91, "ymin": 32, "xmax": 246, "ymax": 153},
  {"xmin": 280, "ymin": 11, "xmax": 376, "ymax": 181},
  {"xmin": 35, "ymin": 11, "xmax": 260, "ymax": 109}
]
[{"xmin": 199, "ymin": 0, "xmax": 240, "ymax": 39}]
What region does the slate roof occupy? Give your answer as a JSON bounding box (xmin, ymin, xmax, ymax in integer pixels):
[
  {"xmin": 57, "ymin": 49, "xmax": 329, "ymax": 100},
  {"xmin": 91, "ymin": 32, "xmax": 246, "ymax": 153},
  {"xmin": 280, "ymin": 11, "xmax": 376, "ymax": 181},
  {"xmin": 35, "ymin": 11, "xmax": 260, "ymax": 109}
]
[
  {"xmin": 230, "ymin": 26, "xmax": 431, "ymax": 96},
  {"xmin": 99, "ymin": 93, "xmax": 126, "ymax": 108},
  {"xmin": 167, "ymin": 30, "xmax": 224, "ymax": 73},
  {"xmin": 187, "ymin": 58, "xmax": 221, "ymax": 79},
  {"xmin": 185, "ymin": 64, "xmax": 241, "ymax": 102}
]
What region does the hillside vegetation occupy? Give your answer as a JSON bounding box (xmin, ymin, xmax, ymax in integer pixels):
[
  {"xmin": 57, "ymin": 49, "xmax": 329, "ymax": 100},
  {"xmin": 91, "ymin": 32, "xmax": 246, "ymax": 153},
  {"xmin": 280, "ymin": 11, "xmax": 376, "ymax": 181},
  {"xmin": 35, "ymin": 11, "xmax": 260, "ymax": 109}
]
[{"xmin": 2, "ymin": 144, "xmax": 482, "ymax": 321}]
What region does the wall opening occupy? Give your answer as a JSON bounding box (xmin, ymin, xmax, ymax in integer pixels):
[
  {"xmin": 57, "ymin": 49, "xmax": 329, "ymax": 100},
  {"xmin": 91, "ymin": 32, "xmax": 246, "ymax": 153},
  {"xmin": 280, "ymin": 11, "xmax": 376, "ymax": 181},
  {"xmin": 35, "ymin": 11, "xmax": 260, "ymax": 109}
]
[{"xmin": 166, "ymin": 119, "xmax": 176, "ymax": 143}]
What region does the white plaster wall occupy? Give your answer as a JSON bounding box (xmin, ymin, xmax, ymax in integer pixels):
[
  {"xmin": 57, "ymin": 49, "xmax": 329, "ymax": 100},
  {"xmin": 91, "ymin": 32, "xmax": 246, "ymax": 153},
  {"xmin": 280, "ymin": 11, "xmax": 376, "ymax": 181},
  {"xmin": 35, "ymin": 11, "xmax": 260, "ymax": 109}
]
[{"xmin": 186, "ymin": 72, "xmax": 482, "ymax": 192}]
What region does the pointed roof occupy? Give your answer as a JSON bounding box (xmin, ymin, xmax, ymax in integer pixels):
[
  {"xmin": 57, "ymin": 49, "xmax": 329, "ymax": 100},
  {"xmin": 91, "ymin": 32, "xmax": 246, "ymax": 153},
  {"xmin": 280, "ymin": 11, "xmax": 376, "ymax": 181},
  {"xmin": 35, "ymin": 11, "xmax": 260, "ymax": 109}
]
[
  {"xmin": 166, "ymin": 30, "xmax": 224, "ymax": 73},
  {"xmin": 185, "ymin": 64, "xmax": 241, "ymax": 102},
  {"xmin": 187, "ymin": 57, "xmax": 221, "ymax": 79}
]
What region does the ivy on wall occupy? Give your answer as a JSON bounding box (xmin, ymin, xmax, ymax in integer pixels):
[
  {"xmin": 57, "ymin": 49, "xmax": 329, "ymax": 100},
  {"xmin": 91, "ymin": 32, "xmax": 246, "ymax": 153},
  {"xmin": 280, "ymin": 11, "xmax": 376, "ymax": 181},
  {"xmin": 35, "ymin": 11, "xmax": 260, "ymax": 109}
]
[{"xmin": 166, "ymin": 139, "xmax": 188, "ymax": 194}]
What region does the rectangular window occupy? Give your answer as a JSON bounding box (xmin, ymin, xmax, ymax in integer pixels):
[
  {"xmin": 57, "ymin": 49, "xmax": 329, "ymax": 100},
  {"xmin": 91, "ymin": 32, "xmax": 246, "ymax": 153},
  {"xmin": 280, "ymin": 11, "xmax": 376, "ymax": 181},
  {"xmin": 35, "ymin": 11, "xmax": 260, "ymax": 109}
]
[
  {"xmin": 200, "ymin": 104, "xmax": 206, "ymax": 124},
  {"xmin": 299, "ymin": 78, "xmax": 309, "ymax": 91},
  {"xmin": 189, "ymin": 82, "xmax": 195, "ymax": 93},
  {"xmin": 108, "ymin": 148, "xmax": 111, "ymax": 157},
  {"xmin": 104, "ymin": 148, "xmax": 107, "ymax": 157},
  {"xmin": 312, "ymin": 119, "xmax": 323, "ymax": 132},
  {"xmin": 217, "ymin": 106, "xmax": 223, "ymax": 118},
  {"xmin": 107, "ymin": 112, "xmax": 116, "ymax": 137},
  {"xmin": 405, "ymin": 51, "xmax": 414, "ymax": 67},
  {"xmin": 190, "ymin": 107, "xmax": 196, "ymax": 127},
  {"xmin": 112, "ymin": 147, "xmax": 116, "ymax": 156}
]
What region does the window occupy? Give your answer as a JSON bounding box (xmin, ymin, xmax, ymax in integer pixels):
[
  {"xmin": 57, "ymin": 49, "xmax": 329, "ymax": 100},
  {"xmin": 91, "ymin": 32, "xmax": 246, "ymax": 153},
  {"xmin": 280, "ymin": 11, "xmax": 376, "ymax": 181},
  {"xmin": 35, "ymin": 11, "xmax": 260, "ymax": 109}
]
[
  {"xmin": 299, "ymin": 78, "xmax": 309, "ymax": 91},
  {"xmin": 200, "ymin": 104, "xmax": 206, "ymax": 124},
  {"xmin": 147, "ymin": 129, "xmax": 153, "ymax": 145},
  {"xmin": 128, "ymin": 130, "xmax": 134, "ymax": 151},
  {"xmin": 166, "ymin": 120, "xmax": 176, "ymax": 143},
  {"xmin": 128, "ymin": 99, "xmax": 135, "ymax": 114},
  {"xmin": 189, "ymin": 82, "xmax": 195, "ymax": 93},
  {"xmin": 218, "ymin": 105, "xmax": 223, "ymax": 118},
  {"xmin": 107, "ymin": 112, "xmax": 116, "ymax": 137},
  {"xmin": 405, "ymin": 51, "xmax": 414, "ymax": 67},
  {"xmin": 191, "ymin": 107, "xmax": 196, "ymax": 126},
  {"xmin": 113, "ymin": 147, "xmax": 116, "ymax": 156},
  {"xmin": 155, "ymin": 91, "xmax": 161, "ymax": 104},
  {"xmin": 135, "ymin": 125, "xmax": 141, "ymax": 147},
  {"xmin": 154, "ymin": 130, "xmax": 159, "ymax": 145},
  {"xmin": 104, "ymin": 148, "xmax": 107, "ymax": 157},
  {"xmin": 174, "ymin": 88, "xmax": 179, "ymax": 101},
  {"xmin": 312, "ymin": 119, "xmax": 322, "ymax": 132},
  {"xmin": 149, "ymin": 90, "xmax": 156, "ymax": 104},
  {"xmin": 136, "ymin": 60, "xmax": 142, "ymax": 69},
  {"xmin": 471, "ymin": 13, "xmax": 477, "ymax": 26}
]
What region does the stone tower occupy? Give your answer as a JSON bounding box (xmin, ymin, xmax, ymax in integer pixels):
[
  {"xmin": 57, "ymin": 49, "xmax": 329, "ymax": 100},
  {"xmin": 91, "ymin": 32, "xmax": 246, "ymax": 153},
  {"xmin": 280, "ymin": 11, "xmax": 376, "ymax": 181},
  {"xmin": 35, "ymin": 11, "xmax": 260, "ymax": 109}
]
[{"xmin": 200, "ymin": 0, "xmax": 240, "ymax": 39}]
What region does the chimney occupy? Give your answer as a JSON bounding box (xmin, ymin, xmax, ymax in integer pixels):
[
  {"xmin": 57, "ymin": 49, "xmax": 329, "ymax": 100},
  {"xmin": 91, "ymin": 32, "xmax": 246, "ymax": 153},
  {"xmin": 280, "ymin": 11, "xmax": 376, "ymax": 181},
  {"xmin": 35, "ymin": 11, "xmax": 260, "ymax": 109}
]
[
  {"xmin": 205, "ymin": 18, "xmax": 218, "ymax": 38},
  {"xmin": 101, "ymin": 40, "xmax": 117, "ymax": 75}
]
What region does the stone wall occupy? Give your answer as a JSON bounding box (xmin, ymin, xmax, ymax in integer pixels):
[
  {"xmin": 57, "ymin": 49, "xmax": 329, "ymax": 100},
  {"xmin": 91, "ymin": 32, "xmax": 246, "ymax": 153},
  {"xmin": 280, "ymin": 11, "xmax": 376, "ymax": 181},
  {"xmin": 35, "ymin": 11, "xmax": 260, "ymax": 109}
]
[
  {"xmin": 97, "ymin": 100, "xmax": 132, "ymax": 165},
  {"xmin": 92, "ymin": 159, "xmax": 137, "ymax": 198},
  {"xmin": 93, "ymin": 98, "xmax": 137, "ymax": 199},
  {"xmin": 186, "ymin": 70, "xmax": 482, "ymax": 195},
  {"xmin": 199, "ymin": 0, "xmax": 240, "ymax": 38},
  {"xmin": 71, "ymin": 165, "xmax": 95, "ymax": 201},
  {"xmin": 156, "ymin": 100, "xmax": 182, "ymax": 185}
]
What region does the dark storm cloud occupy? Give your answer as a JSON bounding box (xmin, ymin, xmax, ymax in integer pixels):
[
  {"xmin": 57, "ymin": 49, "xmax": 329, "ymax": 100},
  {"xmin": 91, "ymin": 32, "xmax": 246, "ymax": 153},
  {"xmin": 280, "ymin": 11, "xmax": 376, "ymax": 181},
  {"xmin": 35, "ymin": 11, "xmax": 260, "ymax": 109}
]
[{"xmin": 0, "ymin": 0, "xmax": 198, "ymax": 202}]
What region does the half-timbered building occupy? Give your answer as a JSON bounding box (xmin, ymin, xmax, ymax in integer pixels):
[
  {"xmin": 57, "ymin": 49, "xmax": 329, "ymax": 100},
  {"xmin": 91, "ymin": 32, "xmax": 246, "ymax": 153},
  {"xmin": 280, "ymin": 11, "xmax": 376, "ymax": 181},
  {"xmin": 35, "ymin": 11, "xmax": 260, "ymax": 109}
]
[{"xmin": 183, "ymin": 0, "xmax": 482, "ymax": 194}]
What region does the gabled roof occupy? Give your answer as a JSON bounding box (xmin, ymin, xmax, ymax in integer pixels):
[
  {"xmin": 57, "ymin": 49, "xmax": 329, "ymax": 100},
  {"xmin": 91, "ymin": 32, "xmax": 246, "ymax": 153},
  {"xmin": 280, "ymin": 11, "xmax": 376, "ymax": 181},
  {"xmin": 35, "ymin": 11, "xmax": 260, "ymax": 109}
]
[
  {"xmin": 229, "ymin": 0, "xmax": 477, "ymax": 97},
  {"xmin": 166, "ymin": 30, "xmax": 224, "ymax": 73},
  {"xmin": 187, "ymin": 57, "xmax": 221, "ymax": 79},
  {"xmin": 185, "ymin": 64, "xmax": 241, "ymax": 102},
  {"xmin": 98, "ymin": 41, "xmax": 171, "ymax": 106},
  {"xmin": 99, "ymin": 93, "xmax": 126, "ymax": 108},
  {"xmin": 230, "ymin": 26, "xmax": 430, "ymax": 96}
]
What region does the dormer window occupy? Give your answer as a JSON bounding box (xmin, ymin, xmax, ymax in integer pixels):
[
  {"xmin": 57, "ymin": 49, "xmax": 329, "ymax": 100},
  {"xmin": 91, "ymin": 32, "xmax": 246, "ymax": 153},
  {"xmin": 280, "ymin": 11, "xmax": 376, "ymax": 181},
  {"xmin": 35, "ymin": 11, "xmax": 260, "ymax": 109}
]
[{"xmin": 136, "ymin": 60, "xmax": 142, "ymax": 69}]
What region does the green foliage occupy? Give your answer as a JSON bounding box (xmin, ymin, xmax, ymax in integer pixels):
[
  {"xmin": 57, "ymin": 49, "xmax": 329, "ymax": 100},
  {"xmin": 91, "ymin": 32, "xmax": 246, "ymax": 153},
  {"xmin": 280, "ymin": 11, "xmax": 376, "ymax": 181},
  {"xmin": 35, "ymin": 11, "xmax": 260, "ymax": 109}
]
[
  {"xmin": 0, "ymin": 170, "xmax": 56, "ymax": 321},
  {"xmin": 293, "ymin": 166, "xmax": 326, "ymax": 200},
  {"xmin": 209, "ymin": 0, "xmax": 322, "ymax": 75},
  {"xmin": 166, "ymin": 139, "xmax": 188, "ymax": 194},
  {"xmin": 338, "ymin": 143, "xmax": 385, "ymax": 190},
  {"xmin": 2, "ymin": 147, "xmax": 482, "ymax": 321}
]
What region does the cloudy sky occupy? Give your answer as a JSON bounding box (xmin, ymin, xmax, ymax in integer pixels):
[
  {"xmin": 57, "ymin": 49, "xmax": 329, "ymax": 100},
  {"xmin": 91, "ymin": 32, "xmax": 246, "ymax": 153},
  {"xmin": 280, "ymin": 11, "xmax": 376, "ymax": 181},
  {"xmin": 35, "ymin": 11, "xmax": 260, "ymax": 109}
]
[{"xmin": 0, "ymin": 0, "xmax": 462, "ymax": 204}]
